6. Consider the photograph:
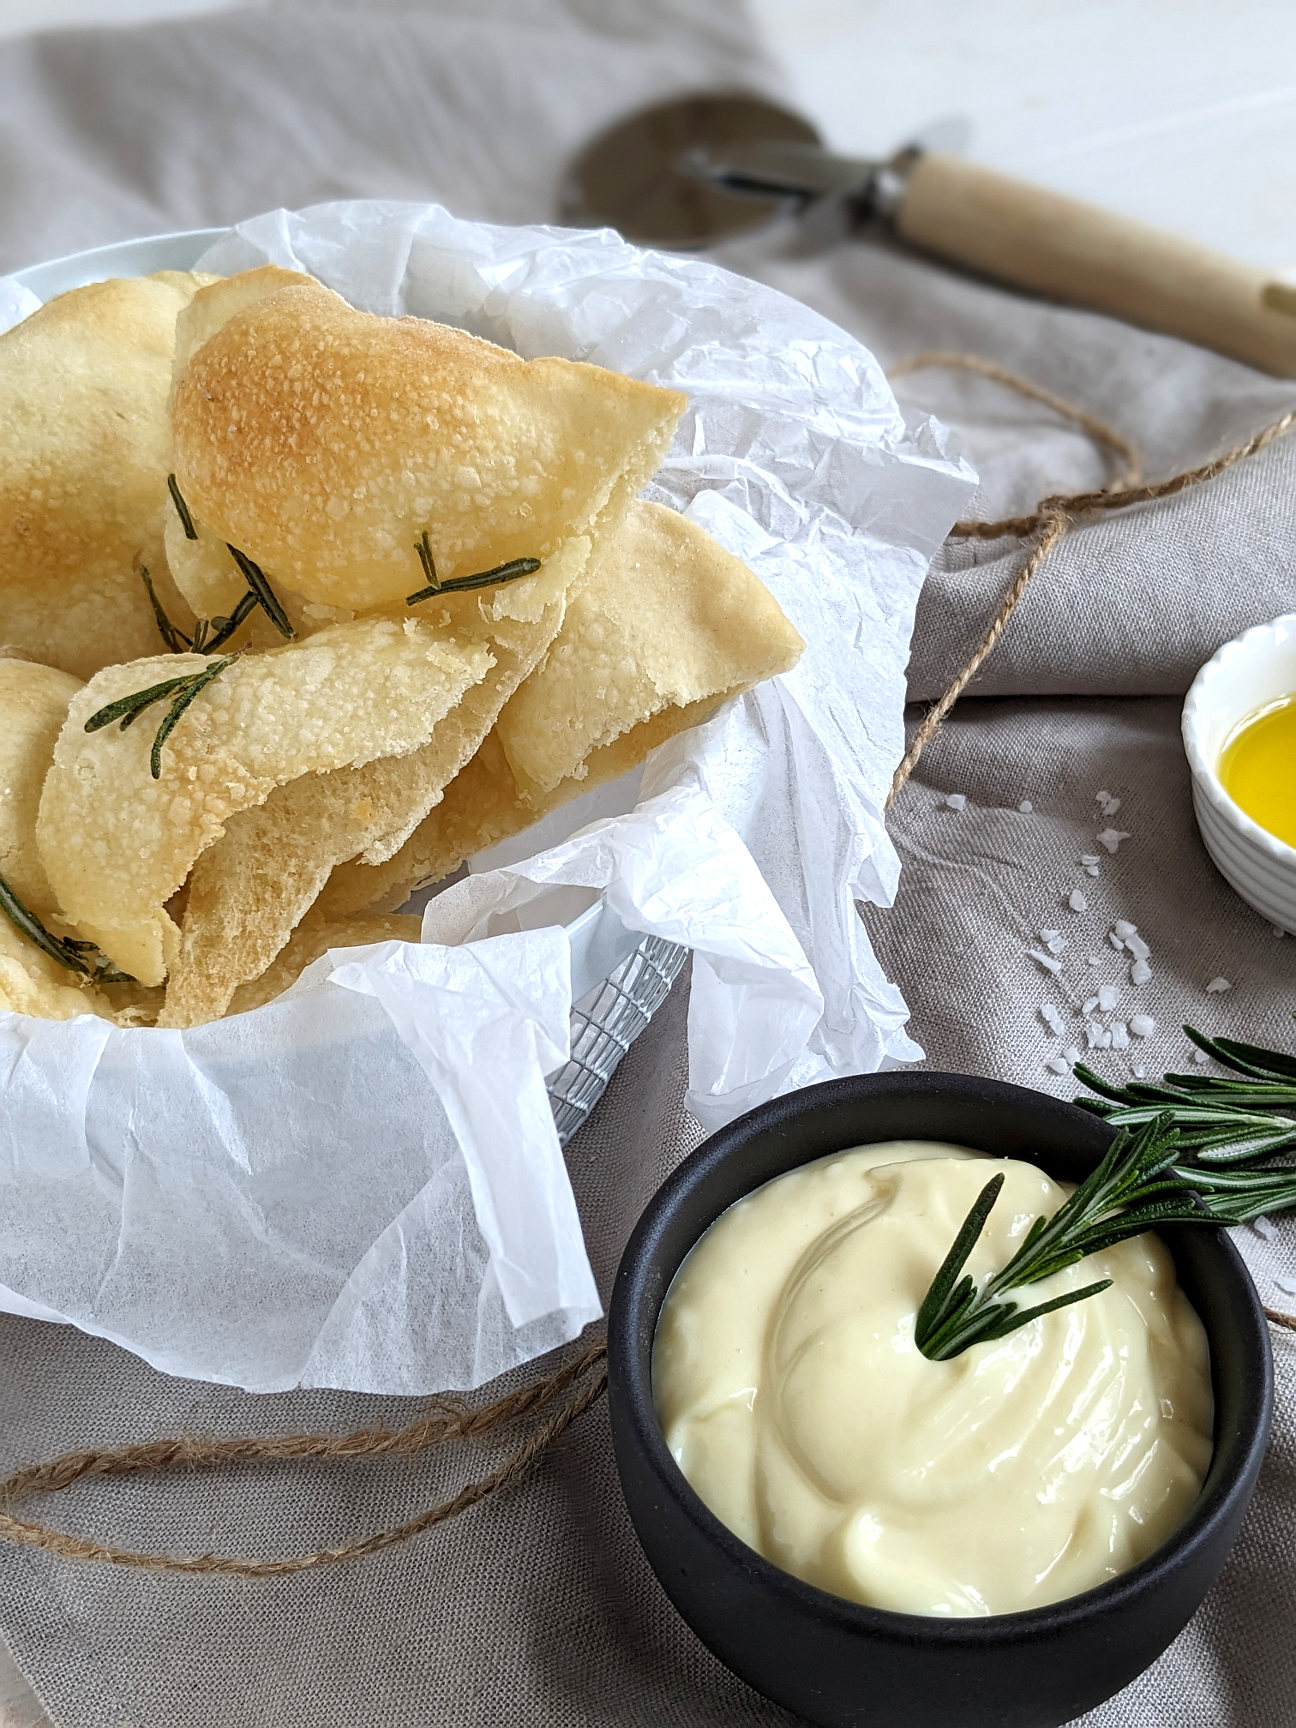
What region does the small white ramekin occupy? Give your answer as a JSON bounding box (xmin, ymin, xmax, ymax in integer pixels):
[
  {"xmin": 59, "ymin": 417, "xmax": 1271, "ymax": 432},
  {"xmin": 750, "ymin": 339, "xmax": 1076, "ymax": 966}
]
[{"xmin": 1182, "ymin": 613, "xmax": 1296, "ymax": 935}]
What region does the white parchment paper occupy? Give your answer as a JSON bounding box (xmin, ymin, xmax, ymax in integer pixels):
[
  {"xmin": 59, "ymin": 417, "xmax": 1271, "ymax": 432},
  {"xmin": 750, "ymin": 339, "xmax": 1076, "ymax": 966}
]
[{"xmin": 0, "ymin": 202, "xmax": 973, "ymax": 1393}]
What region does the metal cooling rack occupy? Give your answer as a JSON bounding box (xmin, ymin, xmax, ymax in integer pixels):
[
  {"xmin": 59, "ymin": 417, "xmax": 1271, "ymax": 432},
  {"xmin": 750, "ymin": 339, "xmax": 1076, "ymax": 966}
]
[{"xmin": 547, "ymin": 935, "xmax": 688, "ymax": 1142}]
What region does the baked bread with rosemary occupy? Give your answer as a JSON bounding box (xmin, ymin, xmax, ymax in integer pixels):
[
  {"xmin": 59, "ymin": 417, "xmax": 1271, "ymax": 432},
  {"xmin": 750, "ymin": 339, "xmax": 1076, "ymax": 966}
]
[
  {"xmin": 319, "ymin": 498, "xmax": 805, "ymax": 917},
  {"xmin": 0, "ymin": 265, "xmax": 804, "ymax": 1025}
]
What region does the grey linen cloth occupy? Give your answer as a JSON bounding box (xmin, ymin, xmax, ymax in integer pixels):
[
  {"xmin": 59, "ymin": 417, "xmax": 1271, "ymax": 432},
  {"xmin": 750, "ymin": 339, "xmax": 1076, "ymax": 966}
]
[{"xmin": 1, "ymin": 4, "xmax": 1295, "ymax": 1727}]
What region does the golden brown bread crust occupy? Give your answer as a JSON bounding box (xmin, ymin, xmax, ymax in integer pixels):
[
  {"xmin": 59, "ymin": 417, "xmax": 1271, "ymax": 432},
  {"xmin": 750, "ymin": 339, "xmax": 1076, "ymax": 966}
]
[
  {"xmin": 0, "ymin": 272, "xmax": 213, "ymax": 679},
  {"xmin": 170, "ymin": 277, "xmax": 686, "ymax": 612}
]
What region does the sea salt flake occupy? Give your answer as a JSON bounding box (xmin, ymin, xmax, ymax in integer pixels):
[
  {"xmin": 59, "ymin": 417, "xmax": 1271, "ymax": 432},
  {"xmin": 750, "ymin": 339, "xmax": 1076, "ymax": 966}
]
[
  {"xmin": 1109, "ymin": 932, "xmax": 1125, "ymax": 951},
  {"xmin": 1045, "ymin": 935, "xmax": 1067, "ymax": 956},
  {"xmin": 1110, "ymin": 1022, "xmax": 1130, "ymax": 1049},
  {"xmin": 1080, "ymin": 855, "xmax": 1102, "ymax": 867},
  {"xmin": 1084, "ymin": 864, "xmax": 1100, "ymax": 877},
  {"xmin": 1068, "ymin": 889, "xmax": 1088, "ymax": 912},
  {"xmin": 1127, "ymin": 934, "xmax": 1151, "ymax": 961},
  {"xmin": 1085, "ymin": 1023, "xmax": 1105, "ymax": 1048},
  {"xmin": 1130, "ymin": 959, "xmax": 1151, "ymax": 985},
  {"xmin": 1096, "ymin": 790, "xmax": 1122, "ymax": 816},
  {"xmin": 1063, "ymin": 1046, "xmax": 1082, "ymax": 1066},
  {"xmin": 1029, "ymin": 950, "xmax": 1063, "ymax": 976},
  {"xmin": 1098, "ymin": 828, "xmax": 1130, "ymax": 854},
  {"xmin": 1098, "ymin": 985, "xmax": 1118, "ymax": 1012},
  {"xmin": 1192, "ymin": 1047, "xmax": 1210, "ymax": 1064},
  {"xmin": 1113, "ymin": 920, "xmax": 1138, "ymax": 940},
  {"xmin": 1273, "ymin": 926, "xmax": 1287, "ymax": 940},
  {"xmin": 1045, "ymin": 1056, "xmax": 1070, "ymax": 1075},
  {"xmin": 1088, "ymin": 956, "xmax": 1102, "ymax": 967},
  {"xmin": 1083, "ymin": 996, "xmax": 1100, "ymax": 1016},
  {"xmin": 1018, "ymin": 800, "xmax": 1033, "ymax": 814},
  {"xmin": 945, "ymin": 792, "xmax": 967, "ymax": 812},
  {"xmin": 1205, "ymin": 977, "xmax": 1232, "ymax": 993},
  {"xmin": 1253, "ymin": 1216, "xmax": 1278, "ymax": 1242},
  {"xmin": 1040, "ymin": 1003, "xmax": 1065, "ymax": 1035},
  {"xmin": 1129, "ymin": 1014, "xmax": 1155, "ymax": 1037},
  {"xmin": 1132, "ymin": 1065, "xmax": 1147, "ymax": 1079}
]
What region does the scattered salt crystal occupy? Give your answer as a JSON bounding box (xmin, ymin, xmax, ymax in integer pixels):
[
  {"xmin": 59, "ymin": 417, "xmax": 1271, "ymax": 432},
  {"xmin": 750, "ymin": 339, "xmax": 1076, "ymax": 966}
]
[
  {"xmin": 1129, "ymin": 1014, "xmax": 1155, "ymax": 1037},
  {"xmin": 1098, "ymin": 828, "xmax": 1130, "ymax": 854},
  {"xmin": 1088, "ymin": 956, "xmax": 1103, "ymax": 967},
  {"xmin": 1084, "ymin": 864, "xmax": 1100, "ymax": 877},
  {"xmin": 1274, "ymin": 926, "xmax": 1287, "ymax": 939},
  {"xmin": 1040, "ymin": 1004, "xmax": 1065, "ymax": 1035},
  {"xmin": 1192, "ymin": 1047, "xmax": 1210, "ymax": 1065},
  {"xmin": 1096, "ymin": 790, "xmax": 1122, "ymax": 816},
  {"xmin": 945, "ymin": 792, "xmax": 967, "ymax": 811},
  {"xmin": 1253, "ymin": 1216, "xmax": 1278, "ymax": 1242},
  {"xmin": 1205, "ymin": 977, "xmax": 1232, "ymax": 993},
  {"xmin": 1068, "ymin": 889, "xmax": 1088, "ymax": 912},
  {"xmin": 1083, "ymin": 996, "xmax": 1100, "ymax": 1016},
  {"xmin": 1063, "ymin": 1046, "xmax": 1082, "ymax": 1066},
  {"xmin": 1080, "ymin": 855, "xmax": 1102, "ymax": 867},
  {"xmin": 1110, "ymin": 1022, "xmax": 1130, "ymax": 1049},
  {"xmin": 1019, "ymin": 800, "xmax": 1033, "ymax": 814},
  {"xmin": 1132, "ymin": 1065, "xmax": 1147, "ymax": 1079},
  {"xmin": 1130, "ymin": 959, "xmax": 1151, "ymax": 985},
  {"xmin": 1045, "ymin": 1056, "xmax": 1070, "ymax": 1075},
  {"xmin": 1275, "ymin": 1275, "xmax": 1296, "ymax": 1297},
  {"xmin": 1113, "ymin": 920, "xmax": 1137, "ymax": 940},
  {"xmin": 1041, "ymin": 928, "xmax": 1060, "ymax": 942},
  {"xmin": 1098, "ymin": 984, "xmax": 1118, "ymax": 1012},
  {"xmin": 1127, "ymin": 934, "xmax": 1150, "ymax": 961},
  {"xmin": 1045, "ymin": 935, "xmax": 1067, "ymax": 956},
  {"xmin": 1030, "ymin": 949, "xmax": 1063, "ymax": 976},
  {"xmin": 1109, "ymin": 932, "xmax": 1125, "ymax": 951},
  {"xmin": 1085, "ymin": 1023, "xmax": 1105, "ymax": 1048}
]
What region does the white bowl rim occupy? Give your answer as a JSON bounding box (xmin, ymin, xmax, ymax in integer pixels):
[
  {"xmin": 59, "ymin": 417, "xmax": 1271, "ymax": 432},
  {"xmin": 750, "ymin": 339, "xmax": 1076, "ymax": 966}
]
[{"xmin": 1181, "ymin": 611, "xmax": 1296, "ymax": 870}]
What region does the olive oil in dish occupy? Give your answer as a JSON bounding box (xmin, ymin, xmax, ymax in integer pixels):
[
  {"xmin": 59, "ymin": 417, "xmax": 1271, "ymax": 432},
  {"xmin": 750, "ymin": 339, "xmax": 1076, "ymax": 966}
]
[{"xmin": 1217, "ymin": 695, "xmax": 1296, "ymax": 848}]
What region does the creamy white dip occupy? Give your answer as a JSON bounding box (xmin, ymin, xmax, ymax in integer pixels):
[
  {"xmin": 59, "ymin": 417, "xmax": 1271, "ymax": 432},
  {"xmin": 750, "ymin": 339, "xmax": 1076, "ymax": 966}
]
[{"xmin": 653, "ymin": 1141, "xmax": 1213, "ymax": 1617}]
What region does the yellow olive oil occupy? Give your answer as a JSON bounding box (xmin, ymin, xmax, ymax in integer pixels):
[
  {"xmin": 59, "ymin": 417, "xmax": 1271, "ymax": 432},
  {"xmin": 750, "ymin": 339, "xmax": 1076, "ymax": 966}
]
[{"xmin": 1218, "ymin": 695, "xmax": 1296, "ymax": 847}]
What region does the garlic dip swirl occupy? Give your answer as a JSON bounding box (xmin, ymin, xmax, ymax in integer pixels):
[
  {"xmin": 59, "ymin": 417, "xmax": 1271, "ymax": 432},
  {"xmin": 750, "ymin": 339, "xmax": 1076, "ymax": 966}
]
[{"xmin": 653, "ymin": 1141, "xmax": 1213, "ymax": 1618}]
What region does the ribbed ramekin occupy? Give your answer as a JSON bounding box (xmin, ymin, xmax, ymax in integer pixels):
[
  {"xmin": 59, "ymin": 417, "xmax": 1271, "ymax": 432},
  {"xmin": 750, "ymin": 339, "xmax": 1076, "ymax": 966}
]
[{"xmin": 1182, "ymin": 614, "xmax": 1296, "ymax": 935}]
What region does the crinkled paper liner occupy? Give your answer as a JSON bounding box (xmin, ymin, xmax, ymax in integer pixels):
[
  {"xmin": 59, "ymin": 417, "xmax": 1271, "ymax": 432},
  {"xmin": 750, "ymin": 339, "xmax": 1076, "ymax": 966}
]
[{"xmin": 0, "ymin": 202, "xmax": 973, "ymax": 1393}]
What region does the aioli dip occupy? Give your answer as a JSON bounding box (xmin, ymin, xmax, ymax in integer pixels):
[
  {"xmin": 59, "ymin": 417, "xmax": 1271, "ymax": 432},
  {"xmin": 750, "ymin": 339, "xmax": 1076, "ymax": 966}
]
[{"xmin": 653, "ymin": 1141, "xmax": 1213, "ymax": 1618}]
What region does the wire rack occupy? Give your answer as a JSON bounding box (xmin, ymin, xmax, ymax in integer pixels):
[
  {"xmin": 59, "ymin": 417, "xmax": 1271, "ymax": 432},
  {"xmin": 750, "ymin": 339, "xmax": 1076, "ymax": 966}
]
[{"xmin": 547, "ymin": 935, "xmax": 688, "ymax": 1142}]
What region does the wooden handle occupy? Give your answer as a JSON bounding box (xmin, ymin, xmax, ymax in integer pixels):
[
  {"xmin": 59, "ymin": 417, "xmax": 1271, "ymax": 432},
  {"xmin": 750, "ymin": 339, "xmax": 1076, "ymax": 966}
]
[{"xmin": 895, "ymin": 152, "xmax": 1296, "ymax": 378}]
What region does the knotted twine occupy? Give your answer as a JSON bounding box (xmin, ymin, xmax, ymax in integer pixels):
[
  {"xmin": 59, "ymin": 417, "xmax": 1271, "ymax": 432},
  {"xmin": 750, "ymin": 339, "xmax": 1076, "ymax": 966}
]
[{"xmin": 2, "ymin": 358, "xmax": 1294, "ymax": 1578}]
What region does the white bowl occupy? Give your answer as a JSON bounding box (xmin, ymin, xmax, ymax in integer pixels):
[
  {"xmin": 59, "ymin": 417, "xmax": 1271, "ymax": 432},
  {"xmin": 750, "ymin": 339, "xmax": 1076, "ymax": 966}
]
[{"xmin": 1182, "ymin": 613, "xmax": 1296, "ymax": 934}]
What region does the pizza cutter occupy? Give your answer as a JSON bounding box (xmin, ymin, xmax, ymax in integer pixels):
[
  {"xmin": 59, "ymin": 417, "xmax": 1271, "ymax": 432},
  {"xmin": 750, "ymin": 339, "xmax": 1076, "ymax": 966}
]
[{"xmin": 559, "ymin": 93, "xmax": 1296, "ymax": 378}]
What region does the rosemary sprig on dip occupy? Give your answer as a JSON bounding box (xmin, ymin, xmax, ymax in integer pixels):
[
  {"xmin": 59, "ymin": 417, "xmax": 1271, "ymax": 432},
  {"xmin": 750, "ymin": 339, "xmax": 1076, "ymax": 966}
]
[
  {"xmin": 406, "ymin": 530, "xmax": 540, "ymax": 603},
  {"xmin": 0, "ymin": 870, "xmax": 134, "ymax": 983},
  {"xmin": 916, "ymin": 1092, "xmax": 1296, "ymax": 1362},
  {"xmin": 84, "ymin": 654, "xmax": 238, "ymax": 779},
  {"xmin": 915, "ymin": 1117, "xmax": 1200, "ymax": 1361}
]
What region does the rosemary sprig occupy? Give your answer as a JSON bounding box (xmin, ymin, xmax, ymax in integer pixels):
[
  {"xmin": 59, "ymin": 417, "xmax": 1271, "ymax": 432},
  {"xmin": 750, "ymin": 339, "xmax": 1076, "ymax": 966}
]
[
  {"xmin": 84, "ymin": 655, "xmax": 238, "ymax": 779},
  {"xmin": 1075, "ymin": 1020, "xmax": 1296, "ymax": 1164},
  {"xmin": 0, "ymin": 871, "xmax": 134, "ymax": 983},
  {"xmin": 406, "ymin": 532, "xmax": 540, "ymax": 604},
  {"xmin": 227, "ymin": 545, "xmax": 295, "ymax": 639},
  {"xmin": 165, "ymin": 475, "xmax": 295, "ymax": 644},
  {"xmin": 915, "ymin": 1116, "xmax": 1205, "ymax": 1361},
  {"xmin": 166, "ymin": 472, "xmax": 198, "ymax": 541},
  {"xmin": 139, "ymin": 565, "xmax": 191, "ymax": 654}
]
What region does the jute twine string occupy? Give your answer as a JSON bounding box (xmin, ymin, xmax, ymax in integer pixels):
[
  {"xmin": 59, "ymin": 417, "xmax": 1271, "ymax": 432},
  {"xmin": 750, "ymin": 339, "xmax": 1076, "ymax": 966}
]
[
  {"xmin": 884, "ymin": 351, "xmax": 1296, "ymax": 807},
  {"xmin": 2, "ymin": 357, "xmax": 1295, "ymax": 1579}
]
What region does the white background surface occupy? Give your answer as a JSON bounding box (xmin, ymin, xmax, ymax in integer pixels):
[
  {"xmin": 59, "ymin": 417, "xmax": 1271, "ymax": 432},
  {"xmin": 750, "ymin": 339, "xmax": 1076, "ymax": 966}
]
[{"xmin": 0, "ymin": 0, "xmax": 1294, "ymax": 269}]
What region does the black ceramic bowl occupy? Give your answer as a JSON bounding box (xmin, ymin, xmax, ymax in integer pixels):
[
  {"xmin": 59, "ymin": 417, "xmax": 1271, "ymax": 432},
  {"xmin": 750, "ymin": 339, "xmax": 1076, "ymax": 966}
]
[{"xmin": 608, "ymin": 1072, "xmax": 1274, "ymax": 1728}]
